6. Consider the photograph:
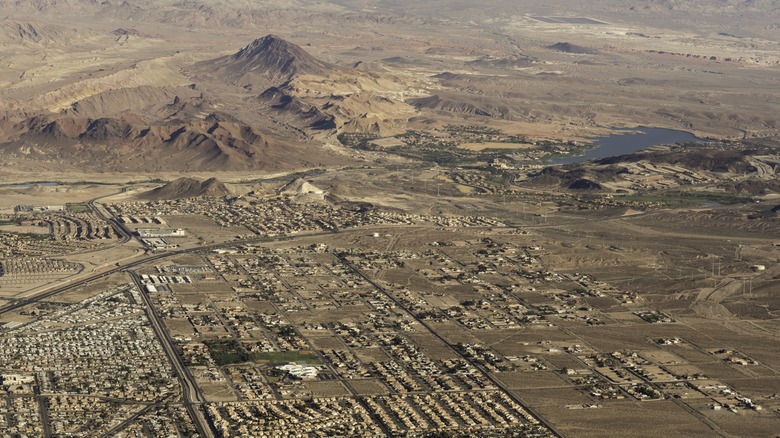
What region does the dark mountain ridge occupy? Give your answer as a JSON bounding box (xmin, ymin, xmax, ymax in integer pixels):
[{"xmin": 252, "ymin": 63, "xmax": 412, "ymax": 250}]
[{"xmin": 195, "ymin": 34, "xmax": 337, "ymax": 87}]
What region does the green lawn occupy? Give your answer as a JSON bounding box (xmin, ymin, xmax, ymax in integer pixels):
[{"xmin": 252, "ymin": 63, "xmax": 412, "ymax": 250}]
[{"xmin": 205, "ymin": 339, "xmax": 321, "ymax": 366}]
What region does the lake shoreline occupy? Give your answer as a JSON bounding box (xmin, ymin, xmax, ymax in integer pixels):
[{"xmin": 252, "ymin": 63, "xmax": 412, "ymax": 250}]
[{"xmin": 550, "ymin": 126, "xmax": 705, "ymax": 165}]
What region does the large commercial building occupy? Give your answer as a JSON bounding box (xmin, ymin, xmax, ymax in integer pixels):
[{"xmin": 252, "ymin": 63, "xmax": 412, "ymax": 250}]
[{"xmin": 137, "ymin": 228, "xmax": 187, "ymax": 238}]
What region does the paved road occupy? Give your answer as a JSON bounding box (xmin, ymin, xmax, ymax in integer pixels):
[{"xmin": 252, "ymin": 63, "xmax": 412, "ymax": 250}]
[
  {"xmin": 129, "ymin": 272, "xmax": 215, "ymax": 438},
  {"xmin": 334, "ymin": 251, "xmax": 565, "ymax": 438},
  {"xmin": 0, "ymin": 223, "xmax": 336, "ymax": 437},
  {"xmin": 98, "ymin": 402, "xmax": 163, "ymax": 438},
  {"xmin": 87, "ymin": 189, "xmax": 132, "ymax": 244},
  {"xmin": 34, "ymin": 382, "xmax": 52, "ymax": 438},
  {"xmin": 0, "ymin": 230, "xmax": 324, "ymax": 316}
]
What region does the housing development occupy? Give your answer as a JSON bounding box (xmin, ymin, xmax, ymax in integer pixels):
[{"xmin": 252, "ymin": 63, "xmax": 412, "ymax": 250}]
[
  {"xmin": 1, "ymin": 180, "xmax": 778, "ymax": 436},
  {"xmin": 0, "ymin": 0, "xmax": 779, "ymax": 436}
]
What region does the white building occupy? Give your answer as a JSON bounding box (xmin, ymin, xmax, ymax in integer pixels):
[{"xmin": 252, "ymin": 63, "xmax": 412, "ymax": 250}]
[{"xmin": 137, "ymin": 228, "xmax": 187, "ymax": 238}]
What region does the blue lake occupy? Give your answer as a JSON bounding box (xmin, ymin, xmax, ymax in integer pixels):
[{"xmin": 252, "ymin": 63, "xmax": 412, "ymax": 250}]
[{"xmin": 551, "ymin": 126, "xmax": 704, "ymax": 165}]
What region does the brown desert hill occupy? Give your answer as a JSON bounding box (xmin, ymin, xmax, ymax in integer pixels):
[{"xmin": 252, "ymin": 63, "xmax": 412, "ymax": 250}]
[
  {"xmin": 186, "ymin": 36, "xmax": 424, "ymax": 136},
  {"xmin": 258, "ymin": 82, "xmax": 418, "ymax": 136},
  {"xmin": 466, "ymin": 55, "xmax": 536, "ymax": 69},
  {"xmin": 195, "ymin": 35, "xmax": 337, "ymax": 87},
  {"xmin": 525, "ymin": 165, "xmax": 626, "ymax": 191},
  {"xmin": 409, "ymin": 91, "xmax": 522, "ymax": 120},
  {"xmin": 281, "ymin": 178, "xmax": 325, "ymax": 196},
  {"xmin": 594, "ymin": 149, "xmax": 759, "ymax": 174},
  {"xmin": 2, "ymin": 111, "xmax": 277, "ymax": 171},
  {"xmin": 65, "ymin": 86, "xmax": 203, "ymax": 121},
  {"xmin": 91, "ymin": 0, "xmax": 434, "ymax": 34},
  {"xmin": 258, "ymin": 87, "xmax": 337, "ymax": 130},
  {"xmin": 0, "ymin": 76, "xmax": 355, "ymax": 173},
  {"xmin": 410, "ymin": 94, "xmax": 498, "ymax": 118},
  {"xmin": 524, "ymin": 148, "xmax": 773, "ymax": 192},
  {"xmin": 0, "ymin": 18, "xmax": 107, "ymax": 47},
  {"xmin": 720, "ymin": 178, "xmax": 780, "ymax": 196},
  {"xmin": 138, "ymin": 177, "xmax": 233, "ymax": 200},
  {"xmin": 546, "ymin": 42, "xmax": 597, "ymax": 55},
  {"xmin": 194, "ymin": 34, "xmax": 419, "ymax": 136}
]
